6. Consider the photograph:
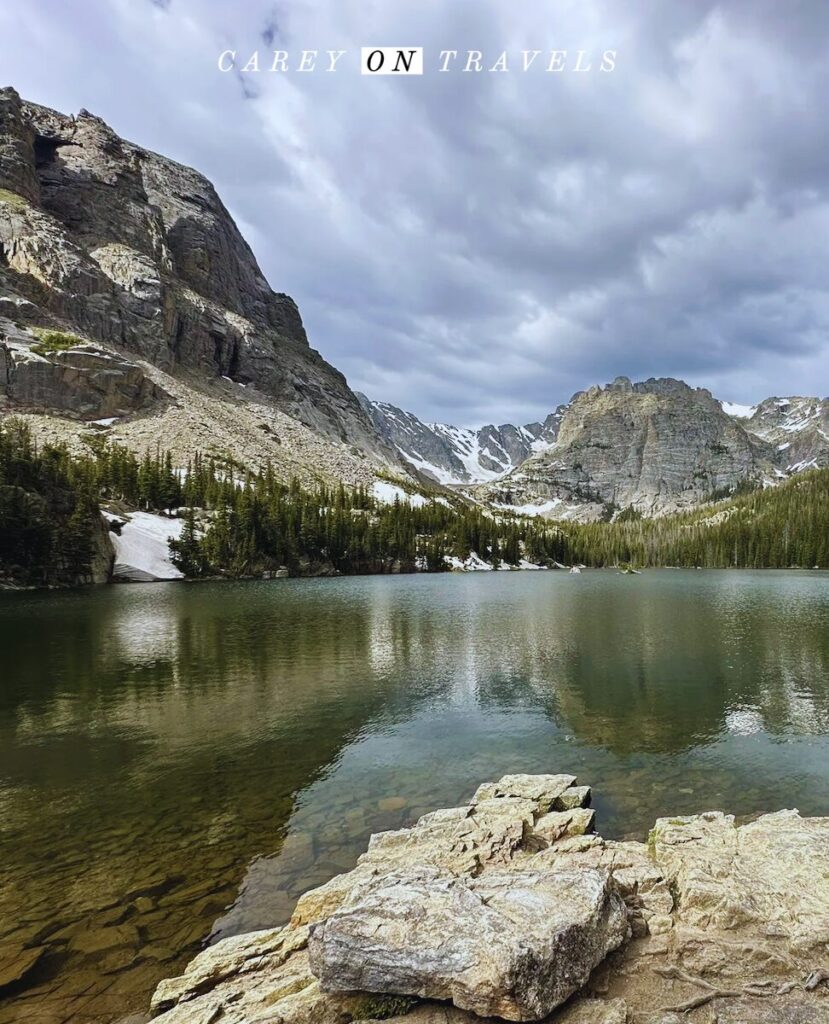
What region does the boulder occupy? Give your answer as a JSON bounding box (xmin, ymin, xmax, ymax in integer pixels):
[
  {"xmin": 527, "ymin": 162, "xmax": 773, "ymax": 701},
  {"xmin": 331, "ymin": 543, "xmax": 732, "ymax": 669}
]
[
  {"xmin": 308, "ymin": 865, "xmax": 628, "ymax": 1021},
  {"xmin": 555, "ymin": 786, "xmax": 592, "ymax": 811},
  {"xmin": 150, "ymin": 778, "xmax": 829, "ymax": 1024},
  {"xmin": 534, "ymin": 809, "xmax": 596, "ymax": 843},
  {"xmin": 472, "ymin": 774, "xmax": 577, "ymax": 811}
]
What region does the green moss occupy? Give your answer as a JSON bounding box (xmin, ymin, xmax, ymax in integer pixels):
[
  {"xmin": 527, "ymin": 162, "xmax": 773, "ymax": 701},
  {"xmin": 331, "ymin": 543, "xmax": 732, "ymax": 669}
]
[
  {"xmin": 0, "ymin": 187, "xmax": 29, "ymax": 210},
  {"xmin": 349, "ymin": 994, "xmax": 418, "ymax": 1020},
  {"xmin": 30, "ymin": 328, "xmax": 85, "ymax": 356}
]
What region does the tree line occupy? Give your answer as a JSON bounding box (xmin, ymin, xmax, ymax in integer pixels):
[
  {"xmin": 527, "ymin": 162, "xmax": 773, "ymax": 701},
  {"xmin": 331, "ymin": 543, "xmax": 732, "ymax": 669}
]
[{"xmin": 1, "ymin": 417, "xmax": 826, "ymax": 586}]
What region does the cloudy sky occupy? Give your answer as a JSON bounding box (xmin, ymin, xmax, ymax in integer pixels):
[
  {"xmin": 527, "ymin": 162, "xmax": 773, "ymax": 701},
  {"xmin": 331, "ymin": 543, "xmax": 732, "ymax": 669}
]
[{"xmin": 2, "ymin": 1, "xmax": 828, "ymax": 425}]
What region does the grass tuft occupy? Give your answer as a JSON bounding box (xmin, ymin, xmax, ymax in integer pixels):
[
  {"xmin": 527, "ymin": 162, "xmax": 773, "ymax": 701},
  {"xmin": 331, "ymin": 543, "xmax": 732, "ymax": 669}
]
[
  {"xmin": 0, "ymin": 187, "xmax": 29, "ymax": 211},
  {"xmin": 31, "ymin": 328, "xmax": 85, "ymax": 356}
]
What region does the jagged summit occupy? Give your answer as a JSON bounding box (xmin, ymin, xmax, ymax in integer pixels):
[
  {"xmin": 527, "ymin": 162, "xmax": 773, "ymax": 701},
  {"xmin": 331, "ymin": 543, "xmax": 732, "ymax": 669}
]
[
  {"xmin": 479, "ymin": 376, "xmax": 778, "ymax": 518},
  {"xmin": 358, "ymin": 393, "xmax": 565, "ymax": 484}
]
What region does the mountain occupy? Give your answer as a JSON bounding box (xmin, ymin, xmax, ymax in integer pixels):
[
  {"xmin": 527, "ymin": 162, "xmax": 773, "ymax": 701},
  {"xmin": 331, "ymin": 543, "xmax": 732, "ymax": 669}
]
[
  {"xmin": 476, "ymin": 377, "xmax": 778, "ymax": 519},
  {"xmin": 0, "ymin": 88, "xmax": 409, "ymax": 488},
  {"xmin": 358, "ymin": 395, "xmax": 565, "ymax": 484},
  {"xmin": 361, "ymin": 382, "xmax": 829, "ymax": 519},
  {"xmin": 3, "ymin": 90, "xmax": 825, "ymax": 522},
  {"xmin": 738, "ymin": 396, "xmax": 829, "ymax": 473}
]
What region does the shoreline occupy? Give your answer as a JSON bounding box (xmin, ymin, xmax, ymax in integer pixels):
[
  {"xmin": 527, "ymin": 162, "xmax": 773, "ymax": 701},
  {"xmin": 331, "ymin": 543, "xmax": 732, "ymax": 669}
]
[
  {"xmin": 4, "ymin": 563, "xmax": 829, "ymax": 596},
  {"xmin": 148, "ymin": 773, "xmax": 829, "ymax": 1024}
]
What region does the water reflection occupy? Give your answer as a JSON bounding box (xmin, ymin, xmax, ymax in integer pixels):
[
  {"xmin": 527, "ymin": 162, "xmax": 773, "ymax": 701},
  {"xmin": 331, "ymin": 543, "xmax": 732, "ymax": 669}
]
[{"xmin": 1, "ymin": 570, "xmax": 828, "ymax": 1023}]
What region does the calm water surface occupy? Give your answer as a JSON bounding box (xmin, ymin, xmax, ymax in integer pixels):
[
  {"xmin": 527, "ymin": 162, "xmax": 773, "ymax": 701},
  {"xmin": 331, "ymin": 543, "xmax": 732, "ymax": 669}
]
[{"xmin": 2, "ymin": 570, "xmax": 829, "ymax": 1022}]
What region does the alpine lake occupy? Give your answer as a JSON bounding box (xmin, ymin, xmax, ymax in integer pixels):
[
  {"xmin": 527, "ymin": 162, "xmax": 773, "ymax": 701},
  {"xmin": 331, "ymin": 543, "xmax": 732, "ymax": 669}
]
[{"xmin": 2, "ymin": 569, "xmax": 829, "ymax": 1023}]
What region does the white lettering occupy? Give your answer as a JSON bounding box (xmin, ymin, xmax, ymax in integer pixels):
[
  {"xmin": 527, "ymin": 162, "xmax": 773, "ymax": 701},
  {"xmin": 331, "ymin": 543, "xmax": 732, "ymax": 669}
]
[
  {"xmin": 218, "ymin": 50, "xmax": 236, "ymax": 72},
  {"xmin": 439, "ymin": 49, "xmax": 458, "ymax": 71},
  {"xmin": 547, "ymin": 50, "xmax": 567, "ymax": 72},
  {"xmin": 522, "ymin": 49, "xmax": 541, "ymax": 72},
  {"xmin": 489, "ymin": 51, "xmax": 508, "ymax": 72},
  {"xmin": 298, "ymin": 50, "xmax": 317, "ymax": 72}
]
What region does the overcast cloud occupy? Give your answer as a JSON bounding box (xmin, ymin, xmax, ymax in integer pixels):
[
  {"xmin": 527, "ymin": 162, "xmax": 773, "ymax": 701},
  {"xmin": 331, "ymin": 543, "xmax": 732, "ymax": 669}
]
[{"xmin": 2, "ymin": 0, "xmax": 828, "ymax": 425}]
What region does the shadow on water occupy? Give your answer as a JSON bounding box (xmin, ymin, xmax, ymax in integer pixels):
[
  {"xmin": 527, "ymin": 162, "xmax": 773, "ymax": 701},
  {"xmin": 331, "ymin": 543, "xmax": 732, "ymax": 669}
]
[{"xmin": 1, "ymin": 570, "xmax": 829, "ymax": 1022}]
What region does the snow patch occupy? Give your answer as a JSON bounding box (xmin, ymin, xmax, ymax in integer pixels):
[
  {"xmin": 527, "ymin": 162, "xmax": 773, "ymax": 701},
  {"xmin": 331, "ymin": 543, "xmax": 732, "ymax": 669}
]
[
  {"xmin": 444, "ymin": 552, "xmax": 547, "ymax": 572},
  {"xmin": 111, "ymin": 511, "xmax": 185, "ymax": 580},
  {"xmin": 399, "ymin": 450, "xmax": 458, "ymax": 485},
  {"xmin": 372, "ymin": 480, "xmax": 428, "ymax": 508},
  {"xmin": 494, "ymin": 498, "xmax": 564, "ymax": 516},
  {"xmin": 721, "ymin": 401, "xmax": 756, "ymax": 419},
  {"xmin": 444, "ymin": 552, "xmax": 493, "ymax": 572}
]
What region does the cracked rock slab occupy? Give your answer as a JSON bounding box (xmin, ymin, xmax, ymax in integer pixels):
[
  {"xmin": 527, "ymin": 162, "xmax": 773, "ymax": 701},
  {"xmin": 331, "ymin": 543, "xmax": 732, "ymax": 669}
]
[{"xmin": 308, "ymin": 864, "xmax": 628, "ymax": 1021}]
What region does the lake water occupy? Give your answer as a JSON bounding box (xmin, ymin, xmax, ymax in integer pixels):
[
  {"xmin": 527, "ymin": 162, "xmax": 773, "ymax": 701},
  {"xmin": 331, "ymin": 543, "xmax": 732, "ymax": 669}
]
[{"xmin": 2, "ymin": 570, "xmax": 829, "ymax": 1023}]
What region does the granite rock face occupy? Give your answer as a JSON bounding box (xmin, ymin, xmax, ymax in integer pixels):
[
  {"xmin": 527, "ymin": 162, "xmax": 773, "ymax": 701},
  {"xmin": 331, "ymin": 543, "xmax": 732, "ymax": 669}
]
[
  {"xmin": 479, "ymin": 377, "xmax": 778, "ymax": 518},
  {"xmin": 651, "ymin": 808, "xmax": 829, "ymax": 954},
  {"xmin": 308, "ymin": 864, "xmax": 627, "ymax": 1020},
  {"xmin": 0, "ymin": 324, "xmax": 161, "ymax": 419},
  {"xmin": 742, "ymin": 396, "xmax": 829, "ymax": 473},
  {"xmin": 0, "ymin": 87, "xmax": 396, "ymax": 463}
]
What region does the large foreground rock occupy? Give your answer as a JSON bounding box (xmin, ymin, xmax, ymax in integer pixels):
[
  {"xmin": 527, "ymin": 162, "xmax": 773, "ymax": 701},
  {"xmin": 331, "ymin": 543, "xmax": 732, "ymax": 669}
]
[
  {"xmin": 149, "ymin": 775, "xmax": 829, "ymax": 1024},
  {"xmin": 308, "ymin": 865, "xmax": 627, "ymax": 1020}
]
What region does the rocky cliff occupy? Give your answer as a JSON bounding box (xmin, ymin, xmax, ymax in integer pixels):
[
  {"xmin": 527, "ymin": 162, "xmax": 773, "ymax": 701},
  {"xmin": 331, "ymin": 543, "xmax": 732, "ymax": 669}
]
[
  {"xmin": 478, "ymin": 377, "xmax": 778, "ymax": 519},
  {"xmin": 740, "ymin": 396, "xmax": 829, "ymax": 473},
  {"xmin": 0, "ymin": 87, "xmax": 407, "ymax": 486}
]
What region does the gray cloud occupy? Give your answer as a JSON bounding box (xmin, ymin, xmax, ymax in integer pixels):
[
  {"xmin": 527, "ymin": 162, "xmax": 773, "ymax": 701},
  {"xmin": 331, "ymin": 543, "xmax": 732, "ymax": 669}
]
[{"xmin": 2, "ymin": 0, "xmax": 828, "ymax": 425}]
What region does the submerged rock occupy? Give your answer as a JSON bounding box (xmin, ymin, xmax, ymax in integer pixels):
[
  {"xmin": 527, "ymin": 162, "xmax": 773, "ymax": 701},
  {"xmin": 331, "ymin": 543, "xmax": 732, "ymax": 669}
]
[{"xmin": 0, "ymin": 944, "xmax": 45, "ymax": 992}]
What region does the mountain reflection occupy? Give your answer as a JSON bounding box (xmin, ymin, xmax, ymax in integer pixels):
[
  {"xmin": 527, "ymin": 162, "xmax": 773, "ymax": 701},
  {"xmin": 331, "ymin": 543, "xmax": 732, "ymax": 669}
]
[{"xmin": 1, "ymin": 570, "xmax": 828, "ymax": 1023}]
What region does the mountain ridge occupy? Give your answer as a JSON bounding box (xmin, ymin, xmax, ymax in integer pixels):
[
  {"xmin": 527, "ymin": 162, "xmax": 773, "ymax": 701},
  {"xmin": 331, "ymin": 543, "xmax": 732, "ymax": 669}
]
[
  {"xmin": 364, "ymin": 377, "xmax": 829, "ymax": 520},
  {"xmin": 2, "ymin": 88, "xmax": 827, "ymax": 523},
  {"xmin": 0, "ymin": 87, "xmax": 412, "ymax": 489}
]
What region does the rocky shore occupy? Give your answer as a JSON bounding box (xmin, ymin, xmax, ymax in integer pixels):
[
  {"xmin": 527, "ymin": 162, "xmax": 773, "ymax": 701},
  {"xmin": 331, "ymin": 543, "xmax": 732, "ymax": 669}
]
[{"xmin": 147, "ymin": 774, "xmax": 829, "ymax": 1024}]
